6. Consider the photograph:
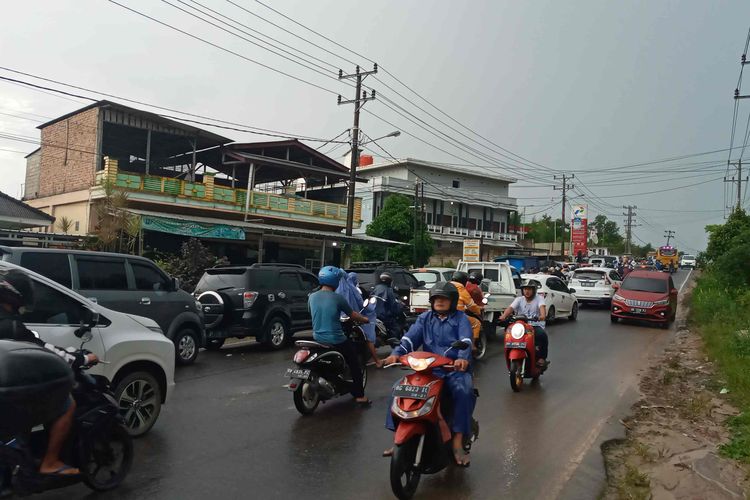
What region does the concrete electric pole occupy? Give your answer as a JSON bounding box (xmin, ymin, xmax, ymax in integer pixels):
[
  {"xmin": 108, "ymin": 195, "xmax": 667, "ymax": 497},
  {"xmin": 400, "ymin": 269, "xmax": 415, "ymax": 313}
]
[
  {"xmin": 664, "ymin": 229, "xmax": 675, "ymax": 246},
  {"xmin": 553, "ymin": 174, "xmax": 574, "ymax": 257},
  {"xmin": 338, "ymin": 64, "xmax": 377, "ymax": 265},
  {"xmin": 726, "ymin": 160, "xmax": 748, "ymax": 210},
  {"xmin": 623, "ymin": 205, "xmax": 638, "ymax": 254}
]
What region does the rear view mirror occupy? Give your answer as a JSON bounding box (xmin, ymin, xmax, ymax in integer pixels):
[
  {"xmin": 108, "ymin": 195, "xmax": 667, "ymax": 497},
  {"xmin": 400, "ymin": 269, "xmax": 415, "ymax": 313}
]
[
  {"xmin": 451, "ymin": 340, "xmax": 469, "ymax": 350},
  {"xmin": 81, "ymin": 307, "xmax": 99, "ymax": 329},
  {"xmin": 171, "ymin": 277, "xmax": 181, "ymax": 291},
  {"xmin": 568, "ymin": 288, "xmax": 577, "ymax": 294}
]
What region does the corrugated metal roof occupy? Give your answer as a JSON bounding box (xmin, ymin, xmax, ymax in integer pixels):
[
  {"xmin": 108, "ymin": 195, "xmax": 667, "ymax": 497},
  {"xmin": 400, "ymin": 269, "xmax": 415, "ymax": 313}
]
[{"xmin": 0, "ymin": 192, "xmax": 55, "ymax": 225}]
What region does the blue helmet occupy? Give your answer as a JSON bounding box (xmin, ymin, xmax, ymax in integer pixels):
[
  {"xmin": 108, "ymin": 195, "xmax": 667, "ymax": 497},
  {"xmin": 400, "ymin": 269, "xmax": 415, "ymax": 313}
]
[{"xmin": 318, "ymin": 266, "xmax": 343, "ymax": 287}]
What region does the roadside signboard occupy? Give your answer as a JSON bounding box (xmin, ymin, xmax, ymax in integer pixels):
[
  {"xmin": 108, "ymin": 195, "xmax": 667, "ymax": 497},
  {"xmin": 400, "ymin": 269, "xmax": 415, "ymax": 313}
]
[
  {"xmin": 571, "ymin": 205, "xmax": 588, "ymax": 259},
  {"xmin": 462, "ymin": 239, "xmax": 481, "ymax": 262}
]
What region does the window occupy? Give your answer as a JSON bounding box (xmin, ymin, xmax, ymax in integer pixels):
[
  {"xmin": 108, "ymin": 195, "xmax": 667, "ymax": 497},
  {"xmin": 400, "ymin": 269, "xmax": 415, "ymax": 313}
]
[
  {"xmin": 469, "ymin": 268, "xmax": 499, "ymax": 281},
  {"xmin": 547, "ymin": 278, "xmax": 566, "ymax": 292},
  {"xmin": 621, "ymin": 277, "xmax": 667, "ymax": 294},
  {"xmin": 74, "ymin": 221, "xmax": 80, "ymax": 231},
  {"xmin": 609, "ymin": 271, "xmax": 622, "ymax": 282},
  {"xmin": 299, "ymin": 273, "xmax": 318, "ymax": 291},
  {"xmin": 452, "ymin": 180, "xmax": 460, "ymax": 188},
  {"xmin": 413, "ymin": 272, "xmax": 439, "ymax": 285},
  {"xmin": 77, "ymin": 258, "xmax": 128, "ymax": 290},
  {"xmin": 400, "ymin": 272, "xmax": 418, "ymax": 287},
  {"xmin": 278, "ymin": 272, "xmax": 301, "ymax": 290},
  {"xmin": 23, "ymin": 279, "xmax": 84, "ymax": 325},
  {"xmin": 573, "ymin": 270, "xmax": 606, "ymax": 281},
  {"xmin": 19, "ymin": 252, "xmax": 72, "ymax": 289},
  {"xmin": 132, "ymin": 262, "xmax": 170, "ymax": 291}
]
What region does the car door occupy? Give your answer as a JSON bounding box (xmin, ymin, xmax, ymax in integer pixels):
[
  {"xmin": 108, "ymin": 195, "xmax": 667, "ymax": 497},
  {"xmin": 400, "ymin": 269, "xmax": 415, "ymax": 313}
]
[
  {"xmin": 298, "ymin": 272, "xmax": 319, "ymax": 328},
  {"xmin": 22, "ymin": 276, "xmax": 106, "ymax": 363},
  {"xmin": 277, "ymin": 271, "xmax": 306, "ymax": 328},
  {"xmin": 128, "ymin": 259, "xmax": 183, "ymax": 333},
  {"xmin": 546, "ymin": 278, "xmax": 568, "ymax": 314},
  {"xmin": 74, "ymin": 256, "xmax": 132, "ymax": 313}
]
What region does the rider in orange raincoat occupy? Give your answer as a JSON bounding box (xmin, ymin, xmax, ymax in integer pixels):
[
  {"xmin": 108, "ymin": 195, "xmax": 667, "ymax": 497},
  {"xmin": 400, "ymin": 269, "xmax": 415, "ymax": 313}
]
[{"xmin": 450, "ymin": 271, "xmax": 483, "ymax": 343}]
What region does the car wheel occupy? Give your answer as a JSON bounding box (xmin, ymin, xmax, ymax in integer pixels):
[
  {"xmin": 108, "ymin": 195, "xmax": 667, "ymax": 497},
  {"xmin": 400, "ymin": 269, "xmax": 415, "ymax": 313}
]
[
  {"xmin": 174, "ymin": 328, "xmax": 199, "ymax": 365},
  {"xmin": 610, "ymin": 315, "xmax": 618, "ymax": 323},
  {"xmin": 262, "ymin": 316, "xmax": 290, "ymax": 350},
  {"xmin": 205, "ymin": 338, "xmax": 226, "ymax": 351},
  {"xmin": 568, "ymin": 302, "xmax": 578, "ymax": 321},
  {"xmin": 114, "ymin": 371, "xmax": 162, "ymax": 437},
  {"xmin": 547, "ymin": 306, "xmax": 556, "ymax": 323}
]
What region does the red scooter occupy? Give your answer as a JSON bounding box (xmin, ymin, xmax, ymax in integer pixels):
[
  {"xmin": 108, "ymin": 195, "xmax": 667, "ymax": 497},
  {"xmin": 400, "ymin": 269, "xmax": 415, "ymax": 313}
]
[
  {"xmin": 503, "ymin": 315, "xmax": 547, "ymax": 392},
  {"xmin": 386, "ymin": 342, "xmax": 479, "ymax": 500}
]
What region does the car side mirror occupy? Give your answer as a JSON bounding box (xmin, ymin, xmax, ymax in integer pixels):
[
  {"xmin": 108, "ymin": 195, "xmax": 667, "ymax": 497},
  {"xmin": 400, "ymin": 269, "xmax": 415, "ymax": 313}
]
[
  {"xmin": 451, "ymin": 340, "xmax": 469, "ymax": 350},
  {"xmin": 568, "ymin": 288, "xmax": 576, "ymax": 294},
  {"xmin": 417, "ymin": 280, "xmax": 426, "ymax": 288},
  {"xmin": 75, "ymin": 307, "xmax": 99, "ymax": 339},
  {"xmin": 171, "ymin": 277, "xmax": 181, "ymax": 291},
  {"xmin": 671, "ymin": 288, "xmax": 678, "ymax": 295},
  {"xmin": 612, "ymin": 283, "xmax": 620, "ymax": 290}
]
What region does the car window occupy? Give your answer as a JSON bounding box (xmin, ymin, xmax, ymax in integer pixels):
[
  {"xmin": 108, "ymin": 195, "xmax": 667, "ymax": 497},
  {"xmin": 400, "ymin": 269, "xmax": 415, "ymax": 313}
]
[
  {"xmin": 278, "ymin": 272, "xmax": 301, "ymax": 290},
  {"xmin": 573, "ymin": 270, "xmax": 606, "ymax": 281},
  {"xmin": 609, "ymin": 271, "xmax": 622, "ymax": 281},
  {"xmin": 547, "ymin": 278, "xmax": 565, "ymax": 292},
  {"xmin": 413, "ymin": 272, "xmax": 439, "ymax": 284},
  {"xmin": 299, "ymin": 273, "xmax": 318, "ymax": 291},
  {"xmin": 401, "ymin": 272, "xmax": 418, "ymax": 287},
  {"xmin": 469, "ymin": 268, "xmax": 499, "ymax": 281},
  {"xmin": 131, "ymin": 261, "xmax": 170, "ymax": 291},
  {"xmin": 668, "ymin": 277, "xmax": 675, "ymax": 290},
  {"xmin": 76, "ymin": 258, "xmax": 128, "ymax": 290},
  {"xmin": 23, "ymin": 279, "xmax": 84, "ymax": 325},
  {"xmin": 442, "ymin": 271, "xmax": 454, "ymax": 281},
  {"xmin": 621, "ymin": 277, "xmax": 668, "ymax": 293},
  {"xmin": 19, "ymin": 252, "xmax": 72, "ymax": 289}
]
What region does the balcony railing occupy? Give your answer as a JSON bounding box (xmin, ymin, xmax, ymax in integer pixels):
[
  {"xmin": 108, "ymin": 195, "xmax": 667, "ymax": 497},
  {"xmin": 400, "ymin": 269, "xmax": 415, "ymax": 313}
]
[
  {"xmin": 95, "ymin": 158, "xmax": 360, "ymax": 228},
  {"xmin": 427, "ymin": 225, "xmax": 518, "ymax": 242}
]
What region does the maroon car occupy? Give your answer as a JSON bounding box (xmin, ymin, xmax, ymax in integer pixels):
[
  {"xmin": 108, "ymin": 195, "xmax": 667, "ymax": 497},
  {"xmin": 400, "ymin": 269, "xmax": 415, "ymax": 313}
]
[{"xmin": 610, "ymin": 270, "xmax": 677, "ymax": 328}]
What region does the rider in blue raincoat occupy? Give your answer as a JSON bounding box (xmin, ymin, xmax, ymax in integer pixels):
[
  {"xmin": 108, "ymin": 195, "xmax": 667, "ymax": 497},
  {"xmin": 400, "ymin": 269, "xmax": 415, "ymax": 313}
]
[
  {"xmin": 382, "ymin": 281, "xmax": 475, "ymax": 467},
  {"xmin": 336, "ymin": 272, "xmax": 382, "ymax": 367}
]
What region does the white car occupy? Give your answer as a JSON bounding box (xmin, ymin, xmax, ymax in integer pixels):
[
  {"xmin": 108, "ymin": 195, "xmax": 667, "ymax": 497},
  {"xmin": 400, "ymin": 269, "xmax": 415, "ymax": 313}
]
[
  {"xmin": 568, "ymin": 267, "xmax": 622, "ymax": 305},
  {"xmin": 522, "ymin": 274, "xmax": 579, "ymax": 322},
  {"xmin": 410, "ymin": 267, "xmax": 456, "ymax": 286},
  {"xmin": 680, "ymin": 254, "xmax": 697, "ymax": 268},
  {"xmin": 1, "ymin": 261, "xmax": 175, "ymax": 437}
]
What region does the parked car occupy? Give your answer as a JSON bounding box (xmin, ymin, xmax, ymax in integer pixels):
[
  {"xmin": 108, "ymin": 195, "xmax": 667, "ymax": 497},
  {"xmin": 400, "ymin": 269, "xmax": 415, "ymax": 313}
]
[
  {"xmin": 346, "ymin": 261, "xmax": 421, "ymax": 306},
  {"xmin": 679, "ymin": 254, "xmax": 697, "ymax": 269},
  {"xmin": 568, "ymin": 267, "xmax": 623, "ymax": 305},
  {"xmin": 0, "ymin": 261, "xmax": 175, "ymax": 437},
  {"xmin": 194, "ymin": 264, "xmax": 318, "ymax": 350},
  {"xmin": 611, "ymin": 270, "xmax": 678, "ymax": 328},
  {"xmin": 0, "ymin": 247, "xmax": 205, "ymax": 366},
  {"xmin": 521, "ymin": 274, "xmax": 579, "ymax": 321},
  {"xmin": 589, "ymin": 256, "xmax": 617, "ymax": 268},
  {"xmin": 410, "ymin": 267, "xmax": 455, "ymax": 286}
]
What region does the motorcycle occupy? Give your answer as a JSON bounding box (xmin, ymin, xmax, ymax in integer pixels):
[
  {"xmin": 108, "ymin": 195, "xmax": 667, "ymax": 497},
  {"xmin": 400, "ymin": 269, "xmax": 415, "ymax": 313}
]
[
  {"xmin": 0, "ymin": 321, "xmax": 133, "ymax": 496},
  {"xmin": 285, "ymin": 299, "xmax": 375, "ymax": 415},
  {"xmin": 503, "ymin": 315, "xmax": 547, "ymax": 392},
  {"xmin": 386, "ymin": 342, "xmax": 479, "ymax": 500},
  {"xmin": 471, "ymin": 293, "xmax": 491, "ymax": 361}
]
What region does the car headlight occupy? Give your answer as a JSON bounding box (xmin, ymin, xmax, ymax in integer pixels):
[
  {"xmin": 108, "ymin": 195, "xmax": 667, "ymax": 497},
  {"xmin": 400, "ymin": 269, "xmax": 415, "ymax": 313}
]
[
  {"xmin": 613, "ymin": 294, "xmax": 625, "ymax": 302},
  {"xmin": 654, "ymin": 299, "xmax": 669, "ymax": 306},
  {"xmin": 510, "ymin": 323, "xmax": 526, "ymax": 340},
  {"xmin": 391, "ymin": 396, "xmax": 436, "ymax": 419},
  {"xmin": 407, "ymin": 356, "xmax": 435, "ymax": 371}
]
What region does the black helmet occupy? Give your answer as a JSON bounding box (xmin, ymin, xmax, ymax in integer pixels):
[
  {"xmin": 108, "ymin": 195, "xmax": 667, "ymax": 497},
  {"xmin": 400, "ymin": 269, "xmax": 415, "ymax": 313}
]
[
  {"xmin": 468, "ymin": 271, "xmax": 483, "ymax": 284},
  {"xmin": 451, "ymin": 271, "xmax": 469, "ymax": 285},
  {"xmin": 379, "ymin": 272, "xmax": 393, "ymax": 285},
  {"xmin": 0, "ymin": 268, "xmax": 34, "ymax": 312},
  {"xmin": 540, "ymin": 266, "xmax": 549, "ymax": 273},
  {"xmin": 428, "ymin": 281, "xmax": 459, "ymax": 312}
]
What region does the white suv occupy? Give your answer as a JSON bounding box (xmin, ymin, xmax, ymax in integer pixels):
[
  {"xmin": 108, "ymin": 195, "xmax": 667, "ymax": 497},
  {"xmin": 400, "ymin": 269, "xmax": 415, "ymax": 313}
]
[
  {"xmin": 1, "ymin": 261, "xmax": 175, "ymax": 437},
  {"xmin": 680, "ymin": 254, "xmax": 697, "ymax": 268},
  {"xmin": 568, "ymin": 267, "xmax": 622, "ymax": 305}
]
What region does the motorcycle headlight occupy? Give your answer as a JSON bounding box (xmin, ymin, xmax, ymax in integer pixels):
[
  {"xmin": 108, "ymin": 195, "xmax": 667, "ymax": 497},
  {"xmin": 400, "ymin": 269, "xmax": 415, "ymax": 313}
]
[
  {"xmin": 407, "ymin": 356, "xmax": 435, "ymax": 371},
  {"xmin": 391, "ymin": 396, "xmax": 436, "ymax": 419},
  {"xmin": 510, "ymin": 323, "xmax": 526, "ymax": 340}
]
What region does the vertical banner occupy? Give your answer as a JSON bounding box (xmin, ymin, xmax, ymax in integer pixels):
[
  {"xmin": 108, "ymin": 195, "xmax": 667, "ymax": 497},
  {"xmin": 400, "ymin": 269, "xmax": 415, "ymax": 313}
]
[
  {"xmin": 571, "ymin": 205, "xmax": 588, "ymax": 260},
  {"xmin": 462, "ymin": 239, "xmax": 481, "ymax": 262}
]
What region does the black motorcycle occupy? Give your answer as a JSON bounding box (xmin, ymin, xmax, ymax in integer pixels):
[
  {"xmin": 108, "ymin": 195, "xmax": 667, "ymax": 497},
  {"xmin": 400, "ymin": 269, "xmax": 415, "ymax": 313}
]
[
  {"xmin": 286, "ymin": 301, "xmax": 376, "ymax": 415},
  {"xmin": 0, "ymin": 319, "xmax": 133, "ymax": 496}
]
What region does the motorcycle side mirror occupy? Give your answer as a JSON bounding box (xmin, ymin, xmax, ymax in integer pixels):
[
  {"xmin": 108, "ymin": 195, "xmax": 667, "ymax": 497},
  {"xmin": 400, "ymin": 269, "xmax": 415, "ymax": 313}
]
[
  {"xmin": 367, "ymin": 297, "xmax": 378, "ymax": 306},
  {"xmin": 482, "ymin": 298, "xmax": 488, "ymax": 305},
  {"xmin": 417, "ymin": 280, "xmax": 426, "ymax": 288},
  {"xmin": 75, "ymin": 307, "xmax": 99, "ymax": 338},
  {"xmin": 451, "ymin": 340, "xmax": 469, "ymax": 350},
  {"xmin": 387, "ymin": 338, "xmax": 401, "ymax": 347}
]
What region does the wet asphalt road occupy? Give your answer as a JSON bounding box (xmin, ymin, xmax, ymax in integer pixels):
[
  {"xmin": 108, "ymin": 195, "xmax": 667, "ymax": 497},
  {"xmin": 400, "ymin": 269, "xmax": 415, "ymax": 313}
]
[{"xmin": 39, "ymin": 271, "xmax": 691, "ymax": 500}]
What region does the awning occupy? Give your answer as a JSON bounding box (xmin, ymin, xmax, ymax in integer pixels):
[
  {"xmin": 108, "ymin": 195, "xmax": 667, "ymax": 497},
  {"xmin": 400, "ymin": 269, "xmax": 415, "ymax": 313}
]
[{"xmin": 129, "ymin": 209, "xmax": 405, "ymax": 246}]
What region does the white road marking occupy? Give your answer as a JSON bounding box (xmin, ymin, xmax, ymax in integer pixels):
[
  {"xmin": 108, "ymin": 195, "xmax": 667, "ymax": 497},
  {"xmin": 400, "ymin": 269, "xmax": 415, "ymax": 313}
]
[{"xmin": 678, "ymin": 269, "xmax": 693, "ymax": 294}]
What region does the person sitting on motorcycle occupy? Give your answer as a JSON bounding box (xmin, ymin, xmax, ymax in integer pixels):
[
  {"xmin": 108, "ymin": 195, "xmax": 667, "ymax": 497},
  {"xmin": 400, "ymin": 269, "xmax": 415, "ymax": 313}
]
[
  {"xmin": 450, "ymin": 271, "xmax": 483, "ymax": 352},
  {"xmin": 498, "ymin": 280, "xmax": 549, "ymax": 368},
  {"xmin": 0, "ymin": 269, "xmax": 97, "ymax": 476},
  {"xmin": 382, "ymin": 282, "xmax": 475, "ymax": 467},
  {"xmin": 336, "ymin": 272, "xmax": 382, "ymax": 368},
  {"xmin": 465, "ymin": 271, "xmax": 485, "ymax": 308},
  {"xmin": 372, "ymin": 272, "xmax": 403, "ymax": 339},
  {"xmin": 310, "ymin": 266, "xmax": 372, "ymax": 406}
]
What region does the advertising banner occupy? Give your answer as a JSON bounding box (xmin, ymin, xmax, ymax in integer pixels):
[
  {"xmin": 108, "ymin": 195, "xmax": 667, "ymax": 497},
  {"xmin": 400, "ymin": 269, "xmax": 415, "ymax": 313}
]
[
  {"xmin": 571, "ymin": 205, "xmax": 588, "ymax": 259},
  {"xmin": 462, "ymin": 239, "xmax": 481, "ymax": 262}
]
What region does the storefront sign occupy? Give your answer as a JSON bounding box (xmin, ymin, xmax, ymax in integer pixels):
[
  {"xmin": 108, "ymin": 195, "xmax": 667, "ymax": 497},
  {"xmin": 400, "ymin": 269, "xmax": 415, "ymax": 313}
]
[{"xmin": 462, "ymin": 239, "xmax": 481, "ymax": 262}]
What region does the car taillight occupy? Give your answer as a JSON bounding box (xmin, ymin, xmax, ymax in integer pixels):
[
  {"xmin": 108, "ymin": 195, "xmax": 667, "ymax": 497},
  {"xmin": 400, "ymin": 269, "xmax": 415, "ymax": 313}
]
[
  {"xmin": 293, "ymin": 350, "xmax": 310, "ymax": 364},
  {"xmin": 243, "ymin": 291, "xmax": 258, "ymax": 309}
]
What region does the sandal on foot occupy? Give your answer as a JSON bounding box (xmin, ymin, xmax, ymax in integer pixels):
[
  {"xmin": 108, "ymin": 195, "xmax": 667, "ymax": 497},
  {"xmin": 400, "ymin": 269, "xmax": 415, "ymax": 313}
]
[
  {"xmin": 453, "ymin": 448, "xmax": 470, "ymax": 468},
  {"xmin": 382, "ymin": 448, "xmax": 394, "ymax": 457},
  {"xmin": 355, "ymin": 398, "xmax": 372, "ymax": 407},
  {"xmin": 41, "ymin": 465, "xmax": 80, "ymax": 477}
]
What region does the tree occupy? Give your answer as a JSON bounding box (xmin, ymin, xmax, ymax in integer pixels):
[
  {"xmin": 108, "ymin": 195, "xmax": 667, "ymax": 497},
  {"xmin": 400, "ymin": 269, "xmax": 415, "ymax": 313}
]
[
  {"xmin": 153, "ymin": 238, "xmax": 229, "ymax": 292},
  {"xmin": 703, "ymin": 208, "xmax": 750, "ymax": 264},
  {"xmin": 590, "ymin": 215, "xmax": 624, "ymax": 247},
  {"xmin": 89, "ymin": 181, "xmax": 141, "ymax": 254},
  {"xmin": 354, "ymin": 194, "xmax": 434, "ymax": 267}
]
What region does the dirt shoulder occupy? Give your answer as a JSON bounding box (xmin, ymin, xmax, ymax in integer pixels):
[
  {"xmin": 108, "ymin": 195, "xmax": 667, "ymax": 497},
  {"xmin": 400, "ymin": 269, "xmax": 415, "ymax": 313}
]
[{"xmin": 601, "ymin": 277, "xmax": 749, "ymax": 499}]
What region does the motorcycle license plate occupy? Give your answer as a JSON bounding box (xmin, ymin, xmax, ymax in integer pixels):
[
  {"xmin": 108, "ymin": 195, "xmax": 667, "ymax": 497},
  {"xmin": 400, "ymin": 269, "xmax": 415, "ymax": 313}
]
[
  {"xmin": 285, "ymin": 368, "xmax": 311, "ymax": 379},
  {"xmin": 393, "ymin": 384, "xmax": 430, "ymax": 400},
  {"xmin": 631, "ymin": 308, "xmax": 647, "ymax": 314},
  {"xmin": 506, "ymin": 341, "xmax": 527, "ymax": 348}
]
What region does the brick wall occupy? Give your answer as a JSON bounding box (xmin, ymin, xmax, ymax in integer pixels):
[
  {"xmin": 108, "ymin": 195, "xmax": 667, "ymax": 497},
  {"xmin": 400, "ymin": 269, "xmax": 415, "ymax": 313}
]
[
  {"xmin": 23, "ymin": 149, "xmax": 41, "ymax": 200},
  {"xmin": 38, "ymin": 107, "xmax": 100, "ymax": 197}
]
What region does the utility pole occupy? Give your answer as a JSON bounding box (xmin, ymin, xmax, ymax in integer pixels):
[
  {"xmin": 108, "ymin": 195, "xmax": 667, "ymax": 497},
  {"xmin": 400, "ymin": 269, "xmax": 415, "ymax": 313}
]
[
  {"xmin": 664, "ymin": 230, "xmax": 675, "ymax": 246},
  {"xmin": 726, "ymin": 160, "xmax": 748, "ymax": 210},
  {"xmin": 413, "ymin": 181, "xmax": 419, "ymax": 266},
  {"xmin": 622, "ymin": 205, "xmax": 638, "ymax": 254},
  {"xmin": 338, "ymin": 64, "xmax": 377, "ymax": 265},
  {"xmin": 553, "ymin": 174, "xmax": 574, "ymax": 257}
]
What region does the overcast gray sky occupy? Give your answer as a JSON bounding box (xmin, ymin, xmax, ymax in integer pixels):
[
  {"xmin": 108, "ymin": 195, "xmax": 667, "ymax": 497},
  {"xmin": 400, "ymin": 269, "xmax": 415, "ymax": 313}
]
[{"xmin": 2, "ymin": 0, "xmax": 750, "ymax": 253}]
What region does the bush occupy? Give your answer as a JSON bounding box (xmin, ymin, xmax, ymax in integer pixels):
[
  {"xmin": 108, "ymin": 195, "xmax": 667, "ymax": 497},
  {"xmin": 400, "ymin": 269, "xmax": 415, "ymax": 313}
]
[{"xmin": 154, "ymin": 239, "xmax": 228, "ymax": 292}]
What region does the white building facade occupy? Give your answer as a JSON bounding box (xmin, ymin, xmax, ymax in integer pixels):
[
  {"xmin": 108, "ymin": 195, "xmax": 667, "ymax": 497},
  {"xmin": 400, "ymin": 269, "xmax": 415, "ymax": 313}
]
[{"xmin": 353, "ymin": 158, "xmax": 520, "ymax": 264}]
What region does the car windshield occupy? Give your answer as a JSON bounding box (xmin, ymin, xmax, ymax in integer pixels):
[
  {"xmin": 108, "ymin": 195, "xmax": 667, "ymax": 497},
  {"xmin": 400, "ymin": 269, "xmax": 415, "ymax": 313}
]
[
  {"xmin": 573, "ymin": 270, "xmax": 605, "ymax": 281},
  {"xmin": 683, "ymin": 255, "xmax": 695, "ymax": 260},
  {"xmin": 412, "ymin": 272, "xmax": 439, "ymax": 284},
  {"xmin": 621, "ymin": 277, "xmax": 668, "ymax": 293},
  {"xmin": 659, "ymin": 248, "xmax": 676, "ymax": 256},
  {"xmin": 469, "ymin": 268, "xmax": 499, "ymax": 281}
]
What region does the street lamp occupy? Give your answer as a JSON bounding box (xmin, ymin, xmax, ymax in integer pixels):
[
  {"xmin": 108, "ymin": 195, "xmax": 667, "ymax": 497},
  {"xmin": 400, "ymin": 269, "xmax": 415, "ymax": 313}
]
[{"xmin": 360, "ymin": 130, "xmax": 401, "ymax": 145}]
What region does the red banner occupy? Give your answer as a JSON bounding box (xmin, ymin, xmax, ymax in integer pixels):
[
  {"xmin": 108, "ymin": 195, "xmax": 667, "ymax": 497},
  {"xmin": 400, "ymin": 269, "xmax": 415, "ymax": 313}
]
[{"xmin": 571, "ymin": 205, "xmax": 588, "ymax": 259}]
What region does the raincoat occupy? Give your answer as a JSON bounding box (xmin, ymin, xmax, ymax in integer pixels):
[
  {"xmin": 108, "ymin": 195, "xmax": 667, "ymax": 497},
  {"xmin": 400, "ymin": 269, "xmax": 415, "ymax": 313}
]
[{"xmin": 451, "ymin": 281, "xmax": 482, "ymax": 339}]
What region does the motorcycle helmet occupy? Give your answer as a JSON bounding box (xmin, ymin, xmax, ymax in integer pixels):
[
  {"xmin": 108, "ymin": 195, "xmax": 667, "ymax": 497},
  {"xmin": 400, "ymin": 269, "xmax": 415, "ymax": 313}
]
[
  {"xmin": 318, "ymin": 266, "xmax": 343, "ymax": 288},
  {"xmin": 379, "ymin": 272, "xmax": 393, "ymax": 285},
  {"xmin": 540, "ymin": 266, "xmax": 549, "ymax": 274},
  {"xmin": 451, "ymin": 271, "xmax": 469, "ymax": 285},
  {"xmin": 428, "ymin": 281, "xmax": 459, "ymax": 312},
  {"xmin": 520, "ymin": 279, "xmax": 541, "ymax": 298},
  {"xmin": 468, "ymin": 271, "xmax": 483, "ymax": 284},
  {"xmin": 0, "ymin": 268, "xmax": 35, "ymax": 313}
]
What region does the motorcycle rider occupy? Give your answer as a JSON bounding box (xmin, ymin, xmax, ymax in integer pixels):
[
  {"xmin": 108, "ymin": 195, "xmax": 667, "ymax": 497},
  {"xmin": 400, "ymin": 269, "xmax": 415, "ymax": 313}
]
[
  {"xmin": 310, "ymin": 266, "xmax": 372, "ymax": 406},
  {"xmin": 465, "ymin": 271, "xmax": 485, "ymax": 308},
  {"xmin": 0, "ymin": 268, "xmax": 97, "ymax": 476},
  {"xmin": 336, "ymin": 272, "xmax": 382, "ymax": 367},
  {"xmin": 498, "ymin": 280, "xmax": 549, "ymax": 368},
  {"xmin": 382, "ymin": 282, "xmax": 475, "ymax": 467},
  {"xmin": 372, "ymin": 272, "xmax": 403, "ymax": 339},
  {"xmin": 450, "ymin": 271, "xmax": 483, "ymax": 352}
]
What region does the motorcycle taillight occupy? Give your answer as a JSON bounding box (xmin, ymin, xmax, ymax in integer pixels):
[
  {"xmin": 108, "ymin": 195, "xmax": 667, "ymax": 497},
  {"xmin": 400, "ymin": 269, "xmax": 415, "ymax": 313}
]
[{"xmin": 293, "ymin": 350, "xmax": 310, "ymax": 364}]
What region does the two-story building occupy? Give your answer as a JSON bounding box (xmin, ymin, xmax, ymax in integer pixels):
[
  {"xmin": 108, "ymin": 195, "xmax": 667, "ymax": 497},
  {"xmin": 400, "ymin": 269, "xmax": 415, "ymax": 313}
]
[
  {"xmin": 352, "ymin": 157, "xmax": 520, "ymax": 264},
  {"xmin": 22, "ymin": 100, "xmax": 393, "ymax": 268}
]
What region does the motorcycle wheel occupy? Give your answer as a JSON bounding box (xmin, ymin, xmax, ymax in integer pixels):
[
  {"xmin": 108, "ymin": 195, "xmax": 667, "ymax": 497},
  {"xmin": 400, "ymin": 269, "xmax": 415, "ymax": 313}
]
[
  {"xmin": 390, "ymin": 438, "xmax": 421, "ymax": 500},
  {"xmin": 474, "ymin": 331, "xmax": 487, "ymax": 360},
  {"xmin": 293, "ymin": 381, "xmax": 320, "ymax": 415},
  {"xmin": 509, "ymin": 360, "xmax": 524, "ymax": 392},
  {"xmin": 80, "ymin": 423, "xmax": 133, "ymax": 492}
]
